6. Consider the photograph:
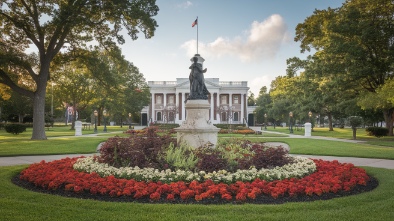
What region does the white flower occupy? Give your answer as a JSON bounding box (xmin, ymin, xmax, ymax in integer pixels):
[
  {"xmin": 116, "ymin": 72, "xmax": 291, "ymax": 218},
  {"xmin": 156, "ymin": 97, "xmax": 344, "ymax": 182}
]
[{"xmin": 73, "ymin": 156, "xmax": 316, "ymax": 184}]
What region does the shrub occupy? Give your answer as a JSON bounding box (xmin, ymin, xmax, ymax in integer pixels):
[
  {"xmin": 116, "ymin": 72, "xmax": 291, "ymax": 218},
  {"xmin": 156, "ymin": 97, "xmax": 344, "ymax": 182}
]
[
  {"xmin": 4, "ymin": 124, "xmax": 27, "ymax": 135},
  {"xmin": 45, "ymin": 114, "xmax": 54, "ymax": 127},
  {"xmin": 23, "ymin": 115, "xmax": 33, "ymax": 123},
  {"xmin": 234, "ymin": 129, "xmax": 255, "ymax": 135},
  {"xmin": 366, "ymin": 127, "xmax": 389, "ymax": 137},
  {"xmin": 195, "ymin": 147, "xmax": 229, "ymax": 173},
  {"xmin": 237, "ymin": 144, "xmax": 293, "ymax": 170},
  {"xmin": 98, "ymin": 127, "xmax": 176, "ymax": 168},
  {"xmin": 218, "ymin": 129, "xmax": 230, "ymax": 134},
  {"xmin": 214, "ymin": 124, "xmax": 245, "ymax": 129},
  {"xmin": 235, "ymin": 126, "xmax": 249, "ymax": 130},
  {"xmin": 156, "ymin": 123, "xmax": 180, "ymax": 130}
]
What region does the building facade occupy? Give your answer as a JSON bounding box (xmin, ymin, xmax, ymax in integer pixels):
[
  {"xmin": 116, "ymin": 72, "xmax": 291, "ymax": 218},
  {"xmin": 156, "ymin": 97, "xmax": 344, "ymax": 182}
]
[{"xmin": 140, "ymin": 78, "xmax": 254, "ymax": 125}]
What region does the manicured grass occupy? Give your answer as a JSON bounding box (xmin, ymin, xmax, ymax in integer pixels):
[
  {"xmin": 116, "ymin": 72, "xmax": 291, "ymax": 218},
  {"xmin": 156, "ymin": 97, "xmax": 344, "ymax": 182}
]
[
  {"xmin": 0, "ymin": 125, "xmax": 129, "ymax": 139},
  {"xmin": 0, "ymin": 137, "xmax": 105, "ymax": 156},
  {"xmin": 218, "ymin": 133, "xmax": 288, "ymax": 138},
  {"xmin": 1, "ymin": 166, "xmax": 393, "ymax": 221},
  {"xmin": 247, "ymin": 138, "xmax": 394, "ymax": 160},
  {"xmin": 0, "ymin": 126, "xmax": 130, "ymax": 156},
  {"xmin": 271, "ymin": 126, "xmax": 393, "ymax": 141}
]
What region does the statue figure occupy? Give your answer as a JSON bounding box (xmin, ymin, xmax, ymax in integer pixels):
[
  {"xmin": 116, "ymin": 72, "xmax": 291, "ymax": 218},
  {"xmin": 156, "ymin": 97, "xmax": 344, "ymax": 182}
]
[{"xmin": 188, "ymin": 56, "xmax": 209, "ymax": 100}]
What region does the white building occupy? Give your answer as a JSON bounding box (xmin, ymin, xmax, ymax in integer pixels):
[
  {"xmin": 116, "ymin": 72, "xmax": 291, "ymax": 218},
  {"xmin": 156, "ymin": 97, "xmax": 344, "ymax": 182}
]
[{"xmin": 140, "ymin": 78, "xmax": 256, "ymax": 126}]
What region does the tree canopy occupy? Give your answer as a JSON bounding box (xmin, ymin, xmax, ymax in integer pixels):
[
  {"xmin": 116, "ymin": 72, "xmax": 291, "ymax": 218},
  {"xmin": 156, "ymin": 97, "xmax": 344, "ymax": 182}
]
[
  {"xmin": 293, "ymin": 0, "xmax": 394, "ymax": 135},
  {"xmin": 0, "ymin": 0, "xmax": 159, "ymax": 139}
]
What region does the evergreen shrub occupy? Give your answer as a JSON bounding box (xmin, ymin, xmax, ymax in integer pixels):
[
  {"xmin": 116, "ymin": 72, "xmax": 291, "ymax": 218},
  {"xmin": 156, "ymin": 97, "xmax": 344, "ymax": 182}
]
[
  {"xmin": 366, "ymin": 127, "xmax": 389, "ymax": 137},
  {"xmin": 4, "ymin": 124, "xmax": 27, "ymax": 135}
]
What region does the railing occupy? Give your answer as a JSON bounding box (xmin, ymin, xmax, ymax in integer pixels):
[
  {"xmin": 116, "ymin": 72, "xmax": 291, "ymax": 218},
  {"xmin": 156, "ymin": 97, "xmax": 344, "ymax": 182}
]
[
  {"xmin": 148, "ymin": 81, "xmax": 177, "ymax": 85},
  {"xmin": 219, "ymin": 81, "xmax": 248, "ymax": 86}
]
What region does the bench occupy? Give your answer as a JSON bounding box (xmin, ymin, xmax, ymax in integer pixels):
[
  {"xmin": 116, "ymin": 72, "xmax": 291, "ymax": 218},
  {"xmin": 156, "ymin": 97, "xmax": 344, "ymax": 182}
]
[{"xmin": 82, "ymin": 123, "xmax": 91, "ymax": 130}]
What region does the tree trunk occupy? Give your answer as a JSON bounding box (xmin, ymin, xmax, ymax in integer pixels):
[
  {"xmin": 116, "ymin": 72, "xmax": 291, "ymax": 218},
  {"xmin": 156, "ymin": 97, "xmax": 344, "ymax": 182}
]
[
  {"xmin": 382, "ymin": 109, "xmax": 393, "ymax": 136},
  {"xmin": 31, "ymin": 82, "xmax": 48, "ymax": 140},
  {"xmin": 328, "ymin": 112, "xmax": 334, "ymax": 131},
  {"xmin": 352, "ymin": 127, "xmax": 357, "ymax": 140}
]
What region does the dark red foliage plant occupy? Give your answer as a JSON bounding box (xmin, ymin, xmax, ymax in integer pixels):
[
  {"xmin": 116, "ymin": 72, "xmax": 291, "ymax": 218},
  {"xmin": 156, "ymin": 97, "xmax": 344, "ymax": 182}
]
[
  {"xmin": 195, "ymin": 147, "xmax": 229, "ymax": 173},
  {"xmin": 98, "ymin": 127, "xmax": 176, "ymax": 169}
]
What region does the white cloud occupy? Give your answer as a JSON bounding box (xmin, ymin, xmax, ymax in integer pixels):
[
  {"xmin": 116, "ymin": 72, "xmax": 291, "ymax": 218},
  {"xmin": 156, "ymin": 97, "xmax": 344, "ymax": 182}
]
[
  {"xmin": 181, "ymin": 14, "xmax": 289, "ymax": 62},
  {"xmin": 249, "ymin": 75, "xmax": 275, "ymax": 96},
  {"xmin": 177, "ymin": 1, "xmax": 193, "ymax": 9}
]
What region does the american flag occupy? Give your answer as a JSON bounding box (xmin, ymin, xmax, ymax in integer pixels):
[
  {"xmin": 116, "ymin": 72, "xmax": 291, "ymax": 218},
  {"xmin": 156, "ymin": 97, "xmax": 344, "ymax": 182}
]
[{"xmin": 192, "ymin": 18, "xmax": 198, "ymax": 27}]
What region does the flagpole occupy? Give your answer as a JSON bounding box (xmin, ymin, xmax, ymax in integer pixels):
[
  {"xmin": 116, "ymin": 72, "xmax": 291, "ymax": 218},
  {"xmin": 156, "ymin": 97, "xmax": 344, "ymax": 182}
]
[{"xmin": 196, "ymin": 16, "xmax": 198, "ymax": 54}]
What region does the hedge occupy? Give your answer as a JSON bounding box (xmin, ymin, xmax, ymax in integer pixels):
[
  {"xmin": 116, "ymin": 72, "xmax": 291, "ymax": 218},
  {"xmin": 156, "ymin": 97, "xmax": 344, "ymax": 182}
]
[
  {"xmin": 4, "ymin": 124, "xmax": 27, "ymax": 135},
  {"xmin": 366, "ymin": 127, "xmax": 389, "ymax": 138}
]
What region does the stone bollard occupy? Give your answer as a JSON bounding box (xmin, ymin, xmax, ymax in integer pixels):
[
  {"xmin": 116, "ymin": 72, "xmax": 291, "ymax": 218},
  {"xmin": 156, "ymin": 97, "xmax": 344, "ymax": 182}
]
[
  {"xmin": 75, "ymin": 121, "xmax": 82, "ymax": 136},
  {"xmin": 304, "ymin": 122, "xmax": 312, "ymax": 137}
]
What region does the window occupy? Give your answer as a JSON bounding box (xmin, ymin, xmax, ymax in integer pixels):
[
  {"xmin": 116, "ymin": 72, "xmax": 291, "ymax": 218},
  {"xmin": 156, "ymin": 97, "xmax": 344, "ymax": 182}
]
[
  {"xmin": 169, "ymin": 95, "xmax": 174, "ymax": 104},
  {"xmin": 157, "ymin": 112, "xmax": 162, "ymax": 121},
  {"xmin": 221, "ymin": 95, "xmax": 227, "ymax": 104},
  {"xmin": 156, "ymin": 95, "xmax": 162, "ymax": 104},
  {"xmin": 234, "ymin": 112, "xmax": 239, "ymax": 121},
  {"xmin": 221, "ymin": 112, "xmax": 227, "ymax": 122},
  {"xmin": 234, "ymin": 95, "xmax": 239, "ymax": 104},
  {"xmin": 169, "ymin": 112, "xmax": 174, "ymax": 121}
]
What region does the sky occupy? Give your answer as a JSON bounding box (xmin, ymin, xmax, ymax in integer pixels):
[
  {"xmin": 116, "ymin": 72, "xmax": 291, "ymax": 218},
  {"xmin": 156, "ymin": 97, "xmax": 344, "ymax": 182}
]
[{"xmin": 120, "ymin": 0, "xmax": 345, "ymax": 96}]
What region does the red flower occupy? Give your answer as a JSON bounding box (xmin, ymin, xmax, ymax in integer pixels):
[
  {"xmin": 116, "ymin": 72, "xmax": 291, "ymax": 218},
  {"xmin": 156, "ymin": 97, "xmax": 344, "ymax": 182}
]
[
  {"xmin": 19, "ymin": 157, "xmax": 371, "ymax": 203},
  {"xmin": 150, "ymin": 192, "xmax": 161, "ymax": 201}
]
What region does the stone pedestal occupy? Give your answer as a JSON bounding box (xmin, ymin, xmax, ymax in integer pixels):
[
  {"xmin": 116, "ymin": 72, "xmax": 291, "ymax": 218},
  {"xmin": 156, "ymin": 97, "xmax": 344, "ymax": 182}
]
[
  {"xmin": 175, "ymin": 100, "xmax": 220, "ymax": 148},
  {"xmin": 304, "ymin": 122, "xmax": 312, "ymax": 137},
  {"xmin": 75, "ymin": 121, "xmax": 82, "ymax": 136}
]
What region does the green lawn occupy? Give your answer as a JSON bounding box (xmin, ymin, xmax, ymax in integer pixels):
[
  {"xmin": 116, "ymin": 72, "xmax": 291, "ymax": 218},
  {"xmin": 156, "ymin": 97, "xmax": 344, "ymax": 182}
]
[
  {"xmin": 218, "ymin": 133, "xmax": 288, "ymax": 138},
  {"xmin": 1, "ymin": 125, "xmax": 394, "ymax": 220},
  {"xmin": 0, "ymin": 126, "xmax": 129, "ymax": 156},
  {"xmin": 245, "ymin": 138, "xmax": 394, "ymax": 160},
  {"xmin": 0, "ymin": 166, "xmax": 392, "ymax": 221}
]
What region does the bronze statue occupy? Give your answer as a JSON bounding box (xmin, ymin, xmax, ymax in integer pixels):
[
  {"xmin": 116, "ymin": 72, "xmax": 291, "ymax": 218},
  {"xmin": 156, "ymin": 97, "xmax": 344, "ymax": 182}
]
[{"xmin": 187, "ymin": 56, "xmax": 209, "ymax": 100}]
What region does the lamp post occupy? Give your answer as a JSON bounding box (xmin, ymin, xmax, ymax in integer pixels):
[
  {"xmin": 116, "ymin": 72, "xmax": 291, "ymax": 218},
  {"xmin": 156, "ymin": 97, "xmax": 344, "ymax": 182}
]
[
  {"xmin": 308, "ymin": 111, "xmax": 313, "ymax": 132},
  {"xmin": 51, "ymin": 82, "xmax": 54, "ymax": 116},
  {"xmin": 103, "ymin": 109, "xmax": 107, "ymax": 132},
  {"xmin": 253, "ymin": 110, "xmax": 256, "ymax": 126},
  {"xmin": 94, "ymin": 110, "xmax": 98, "ymax": 134},
  {"xmin": 128, "ymin": 113, "xmax": 132, "ymax": 129},
  {"xmin": 264, "ymin": 113, "xmax": 267, "ymax": 130},
  {"xmin": 289, "ymin": 111, "xmax": 293, "ymax": 134}
]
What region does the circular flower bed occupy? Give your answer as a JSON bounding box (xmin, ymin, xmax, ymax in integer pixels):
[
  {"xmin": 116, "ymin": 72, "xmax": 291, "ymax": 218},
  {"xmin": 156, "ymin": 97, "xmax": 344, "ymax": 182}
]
[
  {"xmin": 14, "ymin": 156, "xmax": 377, "ymax": 204},
  {"xmin": 13, "ymin": 130, "xmax": 378, "ymax": 204}
]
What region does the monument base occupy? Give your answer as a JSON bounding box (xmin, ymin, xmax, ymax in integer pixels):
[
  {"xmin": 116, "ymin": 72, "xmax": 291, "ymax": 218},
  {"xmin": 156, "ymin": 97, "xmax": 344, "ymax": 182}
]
[{"xmin": 174, "ymin": 100, "xmax": 220, "ymax": 148}]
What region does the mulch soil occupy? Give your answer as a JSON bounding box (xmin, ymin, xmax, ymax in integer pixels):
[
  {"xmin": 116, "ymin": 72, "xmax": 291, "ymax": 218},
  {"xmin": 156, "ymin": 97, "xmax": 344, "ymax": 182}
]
[{"xmin": 12, "ymin": 175, "xmax": 379, "ymax": 205}]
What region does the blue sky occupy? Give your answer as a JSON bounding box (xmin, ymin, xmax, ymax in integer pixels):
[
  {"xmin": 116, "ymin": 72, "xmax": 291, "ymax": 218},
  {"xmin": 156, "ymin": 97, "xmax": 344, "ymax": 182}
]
[{"xmin": 120, "ymin": 0, "xmax": 345, "ymax": 96}]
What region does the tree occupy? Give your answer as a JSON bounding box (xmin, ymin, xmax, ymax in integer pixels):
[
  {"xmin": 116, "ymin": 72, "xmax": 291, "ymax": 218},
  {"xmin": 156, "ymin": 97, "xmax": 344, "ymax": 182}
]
[
  {"xmin": 1, "ymin": 90, "xmax": 33, "ymax": 122},
  {"xmin": 348, "ymin": 116, "xmax": 363, "ymax": 140},
  {"xmin": 247, "ymin": 92, "xmax": 256, "ymax": 106},
  {"xmin": 294, "ymin": 0, "xmax": 394, "ymax": 135},
  {"xmin": 255, "ymin": 86, "xmax": 271, "ymax": 124},
  {"xmin": 0, "ymin": 0, "xmax": 159, "ymax": 139}
]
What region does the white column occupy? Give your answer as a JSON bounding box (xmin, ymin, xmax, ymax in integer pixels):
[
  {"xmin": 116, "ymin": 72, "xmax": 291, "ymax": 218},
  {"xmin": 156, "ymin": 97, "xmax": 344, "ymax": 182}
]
[
  {"xmin": 210, "ymin": 93, "xmax": 214, "ymax": 120},
  {"xmin": 163, "ymin": 93, "xmax": 167, "ymax": 107},
  {"xmin": 182, "ymin": 92, "xmax": 186, "ymax": 120},
  {"xmin": 229, "ymin": 93, "xmax": 233, "ymax": 124},
  {"xmin": 216, "ymin": 92, "xmax": 220, "ymax": 122},
  {"xmin": 241, "ymin": 93, "xmax": 245, "ymax": 124},
  {"xmin": 175, "ymin": 92, "xmax": 179, "ymax": 121},
  {"xmin": 151, "ymin": 93, "xmax": 155, "ymax": 122}
]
